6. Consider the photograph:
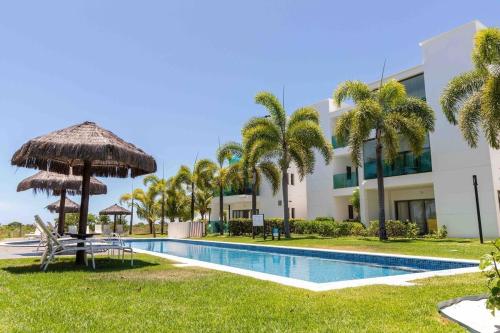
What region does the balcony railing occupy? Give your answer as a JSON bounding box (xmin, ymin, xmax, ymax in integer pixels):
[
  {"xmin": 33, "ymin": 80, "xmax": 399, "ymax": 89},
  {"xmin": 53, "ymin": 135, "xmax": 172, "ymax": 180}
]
[
  {"xmin": 214, "ymin": 186, "xmax": 255, "ymax": 196},
  {"xmin": 331, "ymin": 135, "xmax": 347, "ymax": 149},
  {"xmin": 333, "ymin": 172, "xmax": 359, "ymax": 189},
  {"xmin": 364, "ymin": 148, "xmax": 432, "ymax": 180}
]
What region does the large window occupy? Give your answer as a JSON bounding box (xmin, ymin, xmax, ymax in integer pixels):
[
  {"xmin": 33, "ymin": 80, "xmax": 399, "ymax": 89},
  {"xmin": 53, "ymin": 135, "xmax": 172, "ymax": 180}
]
[
  {"xmin": 395, "ymin": 199, "xmax": 435, "ymax": 234},
  {"xmin": 400, "ymin": 73, "xmax": 426, "ymax": 100},
  {"xmin": 232, "ymin": 209, "xmax": 258, "ymax": 219}
]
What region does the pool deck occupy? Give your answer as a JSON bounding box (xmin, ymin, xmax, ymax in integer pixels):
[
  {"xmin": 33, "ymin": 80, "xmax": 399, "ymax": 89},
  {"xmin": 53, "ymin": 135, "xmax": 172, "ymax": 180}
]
[{"xmin": 0, "ymin": 239, "xmax": 41, "ymax": 259}]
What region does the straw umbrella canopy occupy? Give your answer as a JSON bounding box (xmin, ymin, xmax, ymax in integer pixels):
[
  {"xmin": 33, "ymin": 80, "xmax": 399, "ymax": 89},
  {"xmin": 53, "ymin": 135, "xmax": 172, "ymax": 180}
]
[
  {"xmin": 11, "ymin": 121, "xmax": 157, "ymax": 265},
  {"xmin": 99, "ymin": 204, "xmax": 131, "ymax": 233},
  {"xmin": 46, "ymin": 197, "xmax": 80, "ymax": 214},
  {"xmin": 17, "ymin": 171, "xmax": 107, "ymax": 235}
]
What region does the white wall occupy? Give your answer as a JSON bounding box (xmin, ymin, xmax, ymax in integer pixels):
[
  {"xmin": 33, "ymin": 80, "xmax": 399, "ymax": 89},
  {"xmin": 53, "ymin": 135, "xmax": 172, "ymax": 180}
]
[
  {"xmin": 421, "ymin": 20, "xmax": 500, "ymax": 238},
  {"xmin": 305, "ymin": 99, "xmax": 335, "ymax": 219}
]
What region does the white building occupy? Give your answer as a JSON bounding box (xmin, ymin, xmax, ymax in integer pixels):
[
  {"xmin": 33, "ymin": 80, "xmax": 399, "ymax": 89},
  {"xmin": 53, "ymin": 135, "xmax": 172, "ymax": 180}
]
[{"xmin": 210, "ymin": 20, "xmax": 500, "ymax": 238}]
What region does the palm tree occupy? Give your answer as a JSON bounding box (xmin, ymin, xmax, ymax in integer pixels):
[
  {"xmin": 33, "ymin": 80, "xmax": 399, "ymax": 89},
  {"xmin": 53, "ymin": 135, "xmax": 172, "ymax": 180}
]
[
  {"xmin": 203, "ymin": 144, "xmax": 244, "ymax": 235},
  {"xmin": 165, "ymin": 176, "xmax": 191, "ymax": 222},
  {"xmin": 174, "ymin": 160, "xmax": 215, "ymax": 221},
  {"xmin": 243, "ymin": 92, "xmax": 333, "ymax": 238},
  {"xmin": 440, "ymin": 27, "xmax": 500, "ymax": 148},
  {"xmin": 120, "ymin": 187, "xmax": 160, "ymax": 237},
  {"xmin": 195, "ymin": 189, "xmax": 213, "ymax": 220},
  {"xmin": 333, "ymin": 79, "xmax": 434, "ymax": 240},
  {"xmin": 143, "ymin": 175, "xmax": 167, "ymax": 234}
]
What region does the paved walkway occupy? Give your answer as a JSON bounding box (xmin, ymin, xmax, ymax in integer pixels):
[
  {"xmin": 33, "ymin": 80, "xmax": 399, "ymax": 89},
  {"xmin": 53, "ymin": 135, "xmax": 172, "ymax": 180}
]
[{"xmin": 0, "ymin": 239, "xmax": 42, "ymax": 259}]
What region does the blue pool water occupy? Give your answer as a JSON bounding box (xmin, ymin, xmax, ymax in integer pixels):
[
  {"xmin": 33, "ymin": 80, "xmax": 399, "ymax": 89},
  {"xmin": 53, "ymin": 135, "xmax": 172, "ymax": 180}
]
[{"xmin": 126, "ymin": 239, "xmax": 475, "ymax": 284}]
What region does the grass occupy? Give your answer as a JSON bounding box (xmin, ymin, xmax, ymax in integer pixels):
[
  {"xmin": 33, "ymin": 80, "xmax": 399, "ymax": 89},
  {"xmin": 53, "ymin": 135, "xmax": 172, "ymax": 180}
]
[
  {"xmin": 0, "ymin": 254, "xmax": 486, "ymax": 332},
  {"xmin": 204, "ymin": 234, "xmax": 493, "ymax": 260}
]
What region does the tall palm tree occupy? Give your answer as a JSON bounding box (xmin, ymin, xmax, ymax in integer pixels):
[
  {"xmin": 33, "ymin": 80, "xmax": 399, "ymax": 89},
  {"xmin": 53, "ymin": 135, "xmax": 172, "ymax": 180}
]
[
  {"xmin": 334, "ymin": 79, "xmax": 434, "ymax": 240},
  {"xmin": 195, "ymin": 189, "xmax": 213, "ymax": 220},
  {"xmin": 143, "ymin": 175, "xmax": 167, "ymax": 234},
  {"xmin": 120, "ymin": 187, "xmax": 160, "ymax": 237},
  {"xmin": 243, "ymin": 92, "xmax": 333, "ymax": 238},
  {"xmin": 174, "ymin": 160, "xmax": 215, "ymax": 221},
  {"xmin": 441, "ymin": 27, "xmax": 500, "ymax": 148}
]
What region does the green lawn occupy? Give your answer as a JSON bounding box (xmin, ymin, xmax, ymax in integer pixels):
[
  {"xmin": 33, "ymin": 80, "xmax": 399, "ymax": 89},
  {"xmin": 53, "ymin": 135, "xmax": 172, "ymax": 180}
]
[
  {"xmin": 0, "ymin": 254, "xmax": 485, "ymax": 332},
  {"xmin": 204, "ymin": 234, "xmax": 493, "ymax": 260}
]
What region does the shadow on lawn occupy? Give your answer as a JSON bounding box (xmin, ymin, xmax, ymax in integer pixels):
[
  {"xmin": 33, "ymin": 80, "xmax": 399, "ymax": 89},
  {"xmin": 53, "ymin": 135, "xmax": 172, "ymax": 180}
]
[{"xmin": 2, "ymin": 257, "xmax": 158, "ymax": 275}]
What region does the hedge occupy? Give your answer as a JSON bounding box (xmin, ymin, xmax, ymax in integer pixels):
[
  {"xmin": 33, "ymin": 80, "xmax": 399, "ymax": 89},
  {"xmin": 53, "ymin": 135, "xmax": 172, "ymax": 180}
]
[{"xmin": 227, "ymin": 218, "xmax": 366, "ymax": 237}]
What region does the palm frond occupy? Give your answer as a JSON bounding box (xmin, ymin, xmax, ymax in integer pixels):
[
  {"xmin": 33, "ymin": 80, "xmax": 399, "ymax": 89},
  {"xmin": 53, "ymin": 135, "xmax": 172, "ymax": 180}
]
[
  {"xmin": 391, "ymin": 96, "xmax": 435, "ymax": 132},
  {"xmin": 377, "ymin": 79, "xmax": 406, "ymax": 109},
  {"xmin": 333, "ymin": 80, "xmax": 371, "ymax": 107},
  {"xmin": 440, "ymin": 69, "xmax": 484, "ymax": 124},
  {"xmin": 458, "ymin": 91, "xmax": 482, "ymax": 148},
  {"xmin": 257, "ymin": 161, "xmax": 280, "ymax": 194},
  {"xmin": 287, "ymin": 107, "xmax": 320, "ymax": 129},
  {"xmin": 255, "ymin": 91, "xmax": 287, "ymax": 130}
]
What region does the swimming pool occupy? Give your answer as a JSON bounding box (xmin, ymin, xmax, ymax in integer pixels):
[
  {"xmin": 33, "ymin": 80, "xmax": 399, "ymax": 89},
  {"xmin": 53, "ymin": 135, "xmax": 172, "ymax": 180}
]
[{"xmin": 126, "ymin": 239, "xmax": 478, "ymax": 290}]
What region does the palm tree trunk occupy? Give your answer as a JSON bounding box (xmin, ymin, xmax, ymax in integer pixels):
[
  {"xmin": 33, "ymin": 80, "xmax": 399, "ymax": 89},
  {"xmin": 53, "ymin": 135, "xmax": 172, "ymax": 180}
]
[
  {"xmin": 219, "ymin": 185, "xmax": 224, "ymax": 235},
  {"xmin": 251, "ymin": 168, "xmax": 257, "ymax": 215},
  {"xmin": 281, "ymin": 167, "xmax": 290, "ymax": 238},
  {"xmin": 151, "ymin": 219, "xmax": 156, "ymax": 238},
  {"xmin": 376, "ymin": 140, "xmax": 388, "ymax": 240},
  {"xmin": 191, "ymin": 183, "xmax": 195, "ymax": 221},
  {"xmin": 129, "ymin": 199, "xmax": 134, "ymax": 235},
  {"xmin": 161, "ymin": 193, "xmax": 165, "ymax": 234},
  {"xmin": 57, "ymin": 189, "xmax": 66, "ymax": 235},
  {"xmin": 149, "ymin": 220, "xmax": 153, "ymax": 234}
]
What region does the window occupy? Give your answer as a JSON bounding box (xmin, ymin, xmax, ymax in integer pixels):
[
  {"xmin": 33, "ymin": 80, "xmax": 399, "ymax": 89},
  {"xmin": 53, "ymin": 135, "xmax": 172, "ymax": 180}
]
[
  {"xmin": 232, "ymin": 209, "xmax": 258, "ymax": 219},
  {"xmin": 278, "ymin": 200, "xmax": 282, "ymax": 206},
  {"xmin": 291, "ymin": 208, "xmax": 295, "ymax": 219},
  {"xmin": 290, "ymin": 173, "xmax": 295, "ymax": 185},
  {"xmin": 346, "ymin": 166, "xmax": 352, "ymax": 180},
  {"xmin": 395, "ymin": 199, "xmax": 435, "ymax": 234}
]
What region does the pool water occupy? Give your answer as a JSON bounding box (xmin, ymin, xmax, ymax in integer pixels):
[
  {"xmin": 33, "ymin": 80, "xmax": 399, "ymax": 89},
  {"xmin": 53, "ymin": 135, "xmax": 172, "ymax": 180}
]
[{"xmin": 126, "ymin": 239, "xmax": 440, "ymax": 283}]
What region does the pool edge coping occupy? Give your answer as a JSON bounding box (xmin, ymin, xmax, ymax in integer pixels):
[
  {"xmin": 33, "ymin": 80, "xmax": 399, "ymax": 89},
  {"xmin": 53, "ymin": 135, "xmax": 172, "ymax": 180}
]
[{"xmin": 128, "ymin": 238, "xmax": 480, "ymax": 291}]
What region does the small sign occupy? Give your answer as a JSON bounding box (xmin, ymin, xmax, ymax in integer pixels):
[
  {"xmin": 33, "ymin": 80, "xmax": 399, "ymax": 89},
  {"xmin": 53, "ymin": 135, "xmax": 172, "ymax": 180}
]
[{"xmin": 252, "ymin": 214, "xmax": 264, "ymax": 227}]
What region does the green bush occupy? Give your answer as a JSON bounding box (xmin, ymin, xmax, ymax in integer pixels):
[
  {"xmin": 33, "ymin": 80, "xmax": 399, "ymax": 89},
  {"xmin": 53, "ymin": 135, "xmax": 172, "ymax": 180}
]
[
  {"xmin": 437, "ymin": 225, "xmax": 448, "ymax": 239},
  {"xmin": 315, "ymin": 216, "xmax": 335, "ymax": 222},
  {"xmin": 480, "ymin": 239, "xmax": 500, "ymax": 314},
  {"xmin": 367, "ymin": 220, "xmax": 418, "ymax": 239}
]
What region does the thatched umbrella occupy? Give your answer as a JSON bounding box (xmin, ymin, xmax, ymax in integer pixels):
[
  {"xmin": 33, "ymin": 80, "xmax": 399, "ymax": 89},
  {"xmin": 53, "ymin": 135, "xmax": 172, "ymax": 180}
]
[
  {"xmin": 17, "ymin": 171, "xmax": 107, "ymax": 235},
  {"xmin": 99, "ymin": 204, "xmax": 131, "ymax": 233},
  {"xmin": 46, "ymin": 197, "xmax": 80, "ymax": 214},
  {"xmin": 11, "ymin": 121, "xmax": 156, "ymax": 265}
]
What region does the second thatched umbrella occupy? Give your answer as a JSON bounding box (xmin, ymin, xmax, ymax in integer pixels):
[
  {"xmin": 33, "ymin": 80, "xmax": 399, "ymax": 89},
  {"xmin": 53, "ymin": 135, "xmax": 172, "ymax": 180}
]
[
  {"xmin": 11, "ymin": 121, "xmax": 156, "ymax": 265},
  {"xmin": 46, "ymin": 197, "xmax": 80, "ymax": 214},
  {"xmin": 17, "ymin": 171, "xmax": 107, "ymax": 235},
  {"xmin": 99, "ymin": 204, "xmax": 131, "ymax": 233}
]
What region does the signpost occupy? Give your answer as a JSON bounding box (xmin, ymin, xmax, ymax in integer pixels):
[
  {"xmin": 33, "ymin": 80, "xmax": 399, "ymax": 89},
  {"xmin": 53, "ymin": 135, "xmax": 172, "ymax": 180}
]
[{"xmin": 252, "ymin": 214, "xmax": 265, "ymax": 239}]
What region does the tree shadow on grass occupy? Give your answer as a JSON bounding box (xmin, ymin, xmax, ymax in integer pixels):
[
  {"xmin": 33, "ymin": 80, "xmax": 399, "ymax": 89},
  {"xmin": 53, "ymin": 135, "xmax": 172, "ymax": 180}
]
[{"xmin": 2, "ymin": 257, "xmax": 158, "ymax": 275}]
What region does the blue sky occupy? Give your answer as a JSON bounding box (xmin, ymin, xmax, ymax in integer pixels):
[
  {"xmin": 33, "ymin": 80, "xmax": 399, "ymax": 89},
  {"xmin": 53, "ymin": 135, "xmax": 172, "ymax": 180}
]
[{"xmin": 1, "ymin": 0, "xmax": 499, "ymax": 224}]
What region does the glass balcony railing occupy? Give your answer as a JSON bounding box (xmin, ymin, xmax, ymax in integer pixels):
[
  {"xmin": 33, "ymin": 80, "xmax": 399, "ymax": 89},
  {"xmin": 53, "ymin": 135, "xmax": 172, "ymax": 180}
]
[
  {"xmin": 331, "ymin": 135, "xmax": 347, "ymax": 149},
  {"xmin": 364, "ymin": 148, "xmax": 432, "ymax": 180},
  {"xmin": 333, "ymin": 172, "xmax": 359, "ymax": 189},
  {"xmin": 214, "ymin": 186, "xmax": 255, "ymax": 196}
]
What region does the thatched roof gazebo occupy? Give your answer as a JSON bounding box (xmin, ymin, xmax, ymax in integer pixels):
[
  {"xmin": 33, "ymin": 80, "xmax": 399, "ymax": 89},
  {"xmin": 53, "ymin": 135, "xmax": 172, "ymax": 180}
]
[
  {"xmin": 46, "ymin": 197, "xmax": 80, "ymax": 214},
  {"xmin": 99, "ymin": 204, "xmax": 131, "ymax": 233},
  {"xmin": 12, "ymin": 121, "xmax": 156, "ymax": 265},
  {"xmin": 17, "ymin": 171, "xmax": 107, "ymax": 234}
]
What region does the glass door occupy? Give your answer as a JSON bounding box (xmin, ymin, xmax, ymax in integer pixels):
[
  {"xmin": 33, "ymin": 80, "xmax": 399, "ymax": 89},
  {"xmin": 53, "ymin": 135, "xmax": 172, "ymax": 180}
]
[{"xmin": 409, "ymin": 200, "xmax": 426, "ymax": 234}]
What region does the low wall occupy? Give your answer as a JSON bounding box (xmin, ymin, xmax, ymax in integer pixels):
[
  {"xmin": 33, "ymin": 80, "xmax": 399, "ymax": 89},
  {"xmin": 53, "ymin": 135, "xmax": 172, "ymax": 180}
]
[{"xmin": 167, "ymin": 222, "xmax": 204, "ymax": 239}]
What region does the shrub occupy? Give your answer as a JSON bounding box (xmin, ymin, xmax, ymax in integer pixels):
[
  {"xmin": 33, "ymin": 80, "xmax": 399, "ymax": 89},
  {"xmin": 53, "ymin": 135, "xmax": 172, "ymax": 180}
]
[
  {"xmin": 367, "ymin": 220, "xmax": 418, "ymax": 239},
  {"xmin": 437, "ymin": 225, "xmax": 448, "ymax": 239},
  {"xmin": 480, "ymin": 239, "xmax": 500, "ymax": 314},
  {"xmin": 315, "ymin": 216, "xmax": 335, "ymax": 222}
]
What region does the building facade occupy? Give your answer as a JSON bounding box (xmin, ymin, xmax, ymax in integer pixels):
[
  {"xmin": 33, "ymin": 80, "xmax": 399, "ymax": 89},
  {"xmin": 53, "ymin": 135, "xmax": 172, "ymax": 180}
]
[{"xmin": 210, "ymin": 21, "xmax": 500, "ymax": 238}]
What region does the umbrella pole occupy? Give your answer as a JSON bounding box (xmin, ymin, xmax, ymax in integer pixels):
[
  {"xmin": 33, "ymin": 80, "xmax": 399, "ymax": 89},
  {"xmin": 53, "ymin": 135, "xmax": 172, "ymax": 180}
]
[
  {"xmin": 57, "ymin": 189, "xmax": 66, "ymax": 235},
  {"xmin": 76, "ymin": 161, "xmax": 91, "ymax": 265},
  {"xmin": 113, "ymin": 215, "xmax": 117, "ymax": 233}
]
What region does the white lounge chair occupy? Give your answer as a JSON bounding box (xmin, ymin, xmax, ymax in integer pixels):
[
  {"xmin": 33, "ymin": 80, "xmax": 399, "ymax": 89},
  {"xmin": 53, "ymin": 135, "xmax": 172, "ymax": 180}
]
[
  {"xmin": 94, "ymin": 224, "xmax": 103, "ymax": 234},
  {"xmin": 102, "ymin": 225, "xmax": 112, "ymax": 236},
  {"xmin": 35, "ymin": 216, "xmax": 133, "ymax": 270},
  {"xmin": 115, "ymin": 224, "xmax": 124, "ymax": 235}
]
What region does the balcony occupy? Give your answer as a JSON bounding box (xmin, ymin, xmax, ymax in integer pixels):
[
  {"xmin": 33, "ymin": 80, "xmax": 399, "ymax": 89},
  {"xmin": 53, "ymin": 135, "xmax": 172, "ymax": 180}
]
[
  {"xmin": 331, "ymin": 135, "xmax": 347, "ymax": 149},
  {"xmin": 333, "ymin": 172, "xmax": 359, "ymax": 189},
  {"xmin": 364, "ymin": 148, "xmax": 432, "ymax": 180},
  {"xmin": 214, "ymin": 186, "xmax": 255, "ymax": 196}
]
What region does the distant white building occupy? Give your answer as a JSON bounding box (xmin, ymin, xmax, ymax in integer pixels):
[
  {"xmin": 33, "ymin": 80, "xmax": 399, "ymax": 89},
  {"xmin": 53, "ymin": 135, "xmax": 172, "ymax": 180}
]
[{"xmin": 210, "ymin": 20, "xmax": 500, "ymax": 238}]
